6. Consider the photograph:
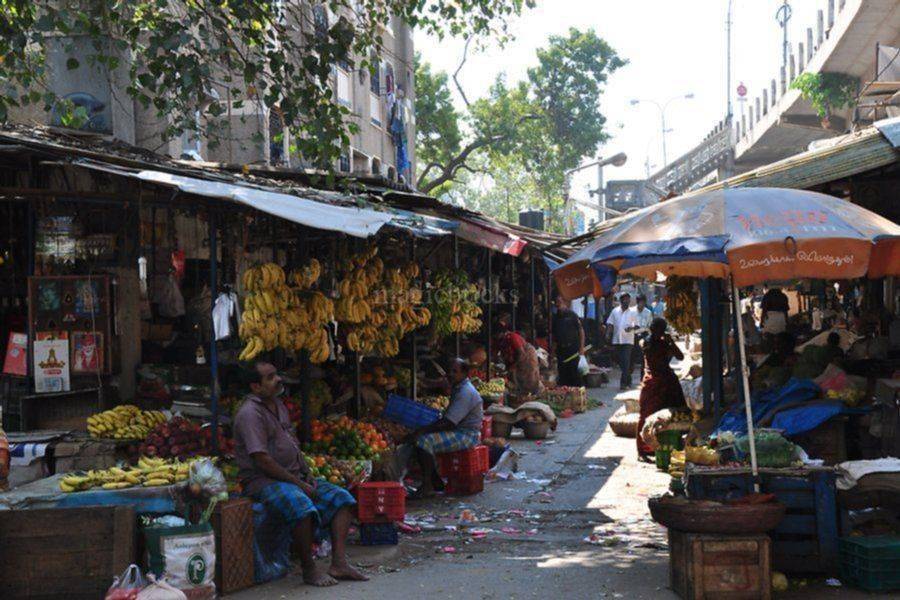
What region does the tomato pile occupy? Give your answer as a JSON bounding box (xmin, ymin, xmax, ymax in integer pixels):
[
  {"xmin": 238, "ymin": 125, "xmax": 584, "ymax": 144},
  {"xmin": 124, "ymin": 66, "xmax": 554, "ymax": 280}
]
[{"xmin": 302, "ymin": 417, "xmax": 389, "ymax": 460}]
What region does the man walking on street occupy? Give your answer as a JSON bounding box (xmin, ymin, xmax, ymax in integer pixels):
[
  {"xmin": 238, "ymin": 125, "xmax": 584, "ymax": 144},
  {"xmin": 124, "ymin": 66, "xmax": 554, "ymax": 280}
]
[
  {"xmin": 552, "ymin": 295, "xmax": 585, "ymax": 386},
  {"xmin": 606, "ymin": 293, "xmax": 638, "ymax": 390},
  {"xmin": 631, "ymin": 295, "xmax": 654, "ymax": 380}
]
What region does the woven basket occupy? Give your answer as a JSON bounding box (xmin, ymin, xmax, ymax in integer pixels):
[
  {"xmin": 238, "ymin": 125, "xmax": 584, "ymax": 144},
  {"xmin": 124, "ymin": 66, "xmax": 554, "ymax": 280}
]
[
  {"xmin": 211, "ymin": 498, "xmax": 254, "ymax": 594},
  {"xmin": 648, "ymin": 496, "xmax": 786, "ymax": 534},
  {"xmin": 609, "ymin": 407, "xmax": 639, "ymax": 438}
]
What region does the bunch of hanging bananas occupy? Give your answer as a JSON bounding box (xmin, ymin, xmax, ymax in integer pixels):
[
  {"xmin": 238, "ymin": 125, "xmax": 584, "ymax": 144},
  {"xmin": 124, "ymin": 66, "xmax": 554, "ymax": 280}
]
[
  {"xmin": 239, "ymin": 260, "xmax": 335, "ymax": 363},
  {"xmin": 58, "ymin": 456, "xmax": 201, "ymax": 493},
  {"xmin": 290, "ymin": 258, "xmax": 322, "ymax": 290},
  {"xmin": 336, "ymin": 248, "xmax": 431, "ymax": 357},
  {"xmin": 429, "ymin": 269, "xmax": 483, "ymax": 337},
  {"xmin": 665, "ymin": 275, "xmax": 701, "ymax": 335},
  {"xmin": 87, "ymin": 405, "xmax": 167, "ymax": 440}
]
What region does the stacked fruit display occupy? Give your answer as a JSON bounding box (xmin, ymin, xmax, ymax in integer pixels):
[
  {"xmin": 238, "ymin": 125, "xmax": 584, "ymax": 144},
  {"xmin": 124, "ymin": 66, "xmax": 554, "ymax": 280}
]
[
  {"xmin": 87, "ymin": 405, "xmax": 167, "ymax": 440},
  {"xmin": 304, "ymin": 455, "xmax": 370, "ymax": 487},
  {"xmin": 474, "ymin": 378, "xmax": 506, "ymax": 398},
  {"xmin": 365, "ymin": 418, "xmax": 410, "ymax": 445},
  {"xmin": 238, "ymin": 261, "xmax": 334, "ymax": 363},
  {"xmin": 281, "ymin": 380, "xmax": 333, "ymax": 424},
  {"xmin": 419, "ymin": 395, "xmax": 450, "ymax": 411},
  {"xmin": 302, "ymin": 417, "xmax": 389, "ymax": 460},
  {"xmin": 337, "ymin": 247, "xmax": 431, "ymax": 357},
  {"xmin": 428, "ymin": 269, "xmax": 483, "ymax": 337},
  {"xmin": 58, "ymin": 456, "xmax": 203, "ymax": 492},
  {"xmin": 138, "ymin": 416, "xmax": 233, "ymax": 459},
  {"xmin": 665, "ymin": 276, "xmax": 701, "ymax": 335}
]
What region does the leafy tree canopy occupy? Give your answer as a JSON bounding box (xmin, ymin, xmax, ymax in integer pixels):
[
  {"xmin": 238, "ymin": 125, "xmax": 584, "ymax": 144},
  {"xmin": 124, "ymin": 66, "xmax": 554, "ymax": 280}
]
[{"xmin": 0, "ymin": 0, "xmax": 534, "ymax": 167}]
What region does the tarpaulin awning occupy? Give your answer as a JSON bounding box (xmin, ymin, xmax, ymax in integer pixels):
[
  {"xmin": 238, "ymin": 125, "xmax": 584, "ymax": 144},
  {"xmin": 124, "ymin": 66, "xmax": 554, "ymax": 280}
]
[
  {"xmin": 456, "ymin": 218, "xmax": 527, "ymax": 256},
  {"xmin": 113, "ymin": 167, "xmax": 392, "ymax": 238}
]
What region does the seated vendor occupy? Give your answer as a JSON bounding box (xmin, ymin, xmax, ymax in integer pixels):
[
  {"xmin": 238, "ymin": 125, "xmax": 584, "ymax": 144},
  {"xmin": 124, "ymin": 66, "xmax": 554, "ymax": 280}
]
[
  {"xmin": 500, "ymin": 330, "xmax": 543, "ymax": 396},
  {"xmin": 233, "ymin": 361, "xmax": 368, "ymax": 587},
  {"xmin": 392, "ymin": 358, "xmax": 483, "ymax": 498}
]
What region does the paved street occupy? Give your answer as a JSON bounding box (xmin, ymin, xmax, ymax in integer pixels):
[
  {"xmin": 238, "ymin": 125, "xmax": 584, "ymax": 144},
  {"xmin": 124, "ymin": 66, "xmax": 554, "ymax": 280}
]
[{"xmin": 234, "ymin": 383, "xmax": 878, "ymax": 600}]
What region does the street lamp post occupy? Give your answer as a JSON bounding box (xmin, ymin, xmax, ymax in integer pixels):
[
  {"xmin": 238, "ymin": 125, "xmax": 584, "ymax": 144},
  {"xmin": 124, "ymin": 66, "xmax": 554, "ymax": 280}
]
[
  {"xmin": 564, "ymin": 152, "xmax": 627, "ymax": 231},
  {"xmin": 630, "ymin": 93, "xmax": 694, "ymax": 167}
]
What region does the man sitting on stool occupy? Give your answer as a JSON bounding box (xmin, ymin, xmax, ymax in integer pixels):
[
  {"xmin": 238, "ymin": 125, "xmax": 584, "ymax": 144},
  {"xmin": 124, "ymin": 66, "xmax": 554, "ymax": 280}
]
[{"xmin": 391, "ymin": 358, "xmax": 483, "ymax": 498}]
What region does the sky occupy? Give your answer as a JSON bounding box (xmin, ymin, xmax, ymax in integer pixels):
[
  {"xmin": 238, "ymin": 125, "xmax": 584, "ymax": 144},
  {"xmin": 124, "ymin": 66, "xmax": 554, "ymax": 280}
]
[{"xmin": 416, "ymin": 0, "xmax": 826, "ymax": 216}]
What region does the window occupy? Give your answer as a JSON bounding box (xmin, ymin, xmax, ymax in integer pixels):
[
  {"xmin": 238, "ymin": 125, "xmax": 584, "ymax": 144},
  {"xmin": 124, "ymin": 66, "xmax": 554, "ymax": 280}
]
[
  {"xmin": 369, "ymin": 56, "xmax": 381, "ymax": 95},
  {"xmin": 336, "ymin": 68, "xmax": 351, "ymax": 107},
  {"xmin": 371, "ymin": 156, "xmax": 382, "ymax": 176},
  {"xmin": 338, "ymin": 151, "xmax": 351, "ymax": 172},
  {"xmin": 313, "ymin": 5, "xmax": 328, "ymax": 40},
  {"xmin": 369, "ymin": 92, "xmax": 381, "ymax": 126}
]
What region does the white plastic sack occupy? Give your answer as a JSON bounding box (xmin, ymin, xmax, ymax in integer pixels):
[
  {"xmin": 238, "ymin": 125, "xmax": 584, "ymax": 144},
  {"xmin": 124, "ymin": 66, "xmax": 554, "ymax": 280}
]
[
  {"xmin": 577, "ymin": 355, "xmax": 590, "ymax": 376},
  {"xmin": 136, "ymin": 576, "xmax": 187, "ymax": 600}
]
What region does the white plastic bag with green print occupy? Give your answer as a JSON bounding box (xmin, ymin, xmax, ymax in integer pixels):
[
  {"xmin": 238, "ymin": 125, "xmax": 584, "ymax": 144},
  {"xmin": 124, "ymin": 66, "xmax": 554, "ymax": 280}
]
[{"xmin": 144, "ymin": 523, "xmax": 216, "ymax": 600}]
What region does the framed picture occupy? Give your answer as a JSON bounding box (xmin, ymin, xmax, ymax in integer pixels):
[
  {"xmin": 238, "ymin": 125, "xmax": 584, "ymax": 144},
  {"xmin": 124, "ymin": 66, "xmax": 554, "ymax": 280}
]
[
  {"xmin": 74, "ymin": 279, "xmax": 100, "ymax": 316},
  {"xmin": 71, "ymin": 331, "xmax": 104, "ymax": 374},
  {"xmin": 36, "ymin": 280, "xmax": 61, "ymax": 311},
  {"xmin": 34, "ymin": 337, "xmax": 71, "ymax": 393}
]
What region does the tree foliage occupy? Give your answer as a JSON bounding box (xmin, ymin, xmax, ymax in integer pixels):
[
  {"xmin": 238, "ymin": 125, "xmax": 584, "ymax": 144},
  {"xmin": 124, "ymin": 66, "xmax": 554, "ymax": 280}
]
[
  {"xmin": 0, "ymin": 0, "xmax": 533, "ymax": 167},
  {"xmin": 417, "ymin": 28, "xmax": 624, "ymax": 231},
  {"xmin": 414, "ymin": 54, "xmax": 462, "ymax": 187}
]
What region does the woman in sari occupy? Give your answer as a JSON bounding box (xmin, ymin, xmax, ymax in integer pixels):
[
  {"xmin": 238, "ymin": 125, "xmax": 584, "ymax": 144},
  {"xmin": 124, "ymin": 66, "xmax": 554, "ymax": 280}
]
[
  {"xmin": 637, "ymin": 318, "xmax": 685, "ymax": 460},
  {"xmin": 500, "ymin": 331, "xmax": 543, "ymax": 397}
]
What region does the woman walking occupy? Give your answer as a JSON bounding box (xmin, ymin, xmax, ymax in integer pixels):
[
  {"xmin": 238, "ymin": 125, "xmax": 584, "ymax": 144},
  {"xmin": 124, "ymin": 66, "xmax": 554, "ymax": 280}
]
[{"xmin": 637, "ymin": 318, "xmax": 686, "ymax": 460}]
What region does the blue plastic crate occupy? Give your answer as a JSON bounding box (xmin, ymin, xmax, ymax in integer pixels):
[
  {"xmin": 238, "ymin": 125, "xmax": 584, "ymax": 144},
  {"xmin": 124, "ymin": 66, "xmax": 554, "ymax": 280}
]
[
  {"xmin": 383, "ymin": 394, "xmax": 440, "ymax": 429},
  {"xmin": 686, "ymin": 469, "xmax": 839, "ymax": 575},
  {"xmin": 359, "ymin": 522, "xmax": 399, "ymax": 546}
]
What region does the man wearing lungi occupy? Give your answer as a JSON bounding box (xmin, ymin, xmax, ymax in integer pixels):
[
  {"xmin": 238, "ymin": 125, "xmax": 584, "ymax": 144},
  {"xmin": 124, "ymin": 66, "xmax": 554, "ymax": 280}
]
[{"xmin": 233, "ymin": 361, "xmax": 368, "ymax": 587}]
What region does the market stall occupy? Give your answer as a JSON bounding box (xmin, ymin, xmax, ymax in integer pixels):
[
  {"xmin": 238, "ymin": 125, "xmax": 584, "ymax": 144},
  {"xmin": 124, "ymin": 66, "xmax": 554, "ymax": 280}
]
[{"xmin": 553, "ymin": 185, "xmax": 900, "ymax": 595}]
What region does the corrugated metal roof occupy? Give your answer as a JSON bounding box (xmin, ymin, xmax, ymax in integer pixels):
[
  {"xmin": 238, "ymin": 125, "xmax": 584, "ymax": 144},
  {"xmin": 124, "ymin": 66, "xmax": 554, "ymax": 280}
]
[{"xmin": 692, "ymin": 123, "xmax": 900, "ymax": 194}]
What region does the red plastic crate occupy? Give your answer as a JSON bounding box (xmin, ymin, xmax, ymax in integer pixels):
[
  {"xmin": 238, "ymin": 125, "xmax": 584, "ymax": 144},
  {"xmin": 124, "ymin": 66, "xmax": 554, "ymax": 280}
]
[
  {"xmin": 355, "ymin": 481, "xmax": 406, "ymax": 523},
  {"xmin": 437, "ymin": 445, "xmax": 489, "ymax": 477},
  {"xmin": 481, "ymin": 416, "xmax": 492, "ymax": 440},
  {"xmin": 445, "ymin": 473, "xmax": 484, "ymax": 496}
]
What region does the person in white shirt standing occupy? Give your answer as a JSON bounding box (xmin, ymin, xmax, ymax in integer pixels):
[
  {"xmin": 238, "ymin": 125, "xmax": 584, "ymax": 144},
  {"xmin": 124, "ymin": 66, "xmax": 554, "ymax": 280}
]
[
  {"xmin": 606, "ymin": 293, "xmax": 638, "ymax": 390},
  {"xmin": 630, "ymin": 295, "xmax": 654, "ymax": 381}
]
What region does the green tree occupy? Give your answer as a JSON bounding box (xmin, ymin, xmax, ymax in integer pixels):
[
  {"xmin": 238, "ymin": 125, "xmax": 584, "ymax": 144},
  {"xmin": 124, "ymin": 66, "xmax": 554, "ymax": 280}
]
[
  {"xmin": 414, "ymin": 54, "xmax": 462, "ymax": 195},
  {"xmin": 0, "ymin": 0, "xmax": 534, "ymax": 168},
  {"xmin": 417, "ymin": 28, "xmax": 624, "ymax": 230}
]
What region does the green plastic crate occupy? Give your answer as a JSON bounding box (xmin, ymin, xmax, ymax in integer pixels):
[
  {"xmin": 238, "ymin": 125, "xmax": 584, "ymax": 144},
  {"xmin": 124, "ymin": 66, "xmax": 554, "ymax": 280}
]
[{"xmin": 839, "ymin": 536, "xmax": 900, "ymax": 592}]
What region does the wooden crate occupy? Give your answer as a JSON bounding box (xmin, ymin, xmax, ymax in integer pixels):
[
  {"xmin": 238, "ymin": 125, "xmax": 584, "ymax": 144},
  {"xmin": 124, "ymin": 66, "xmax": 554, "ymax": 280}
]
[
  {"xmin": 210, "ymin": 497, "xmax": 254, "ymax": 594},
  {"xmin": 669, "ymin": 530, "xmax": 771, "ymax": 600},
  {"xmin": 686, "ymin": 468, "xmax": 839, "ymax": 575},
  {"xmin": 0, "ymin": 505, "xmax": 135, "ymax": 600},
  {"xmin": 791, "ymin": 417, "xmax": 847, "ymax": 466}
]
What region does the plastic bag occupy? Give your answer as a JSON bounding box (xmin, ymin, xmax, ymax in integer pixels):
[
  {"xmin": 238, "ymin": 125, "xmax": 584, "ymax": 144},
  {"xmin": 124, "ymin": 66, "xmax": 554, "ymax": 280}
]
[
  {"xmin": 577, "ymin": 355, "xmax": 590, "ymax": 376},
  {"xmin": 105, "ymin": 564, "xmax": 146, "ymax": 600},
  {"xmin": 136, "ymin": 575, "xmax": 187, "ymax": 600},
  {"xmin": 144, "ymin": 523, "xmax": 216, "ymax": 600}
]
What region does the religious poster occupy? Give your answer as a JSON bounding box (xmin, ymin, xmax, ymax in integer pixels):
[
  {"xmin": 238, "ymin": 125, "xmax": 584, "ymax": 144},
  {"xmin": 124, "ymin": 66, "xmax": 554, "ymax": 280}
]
[
  {"xmin": 2, "ymin": 332, "xmax": 28, "ymax": 377},
  {"xmin": 34, "ymin": 337, "xmax": 70, "ymax": 393},
  {"xmin": 74, "ymin": 279, "xmax": 100, "ymax": 316},
  {"xmin": 72, "ymin": 331, "xmax": 103, "ymax": 373}
]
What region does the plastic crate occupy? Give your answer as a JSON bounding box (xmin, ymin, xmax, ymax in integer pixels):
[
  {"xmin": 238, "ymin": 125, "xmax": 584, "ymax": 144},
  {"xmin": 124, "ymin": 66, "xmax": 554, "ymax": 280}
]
[
  {"xmin": 686, "ymin": 469, "xmax": 839, "ymax": 575},
  {"xmin": 437, "ymin": 445, "xmax": 489, "ymax": 477},
  {"xmin": 839, "ymin": 536, "xmax": 900, "ymax": 592},
  {"xmin": 445, "ymin": 473, "xmax": 484, "ymax": 496},
  {"xmin": 383, "ymin": 394, "xmax": 441, "ymax": 429},
  {"xmin": 481, "ymin": 416, "xmax": 492, "ymax": 440},
  {"xmin": 359, "ymin": 522, "xmax": 399, "ymax": 546},
  {"xmin": 355, "ymin": 481, "xmax": 406, "ymax": 523}
]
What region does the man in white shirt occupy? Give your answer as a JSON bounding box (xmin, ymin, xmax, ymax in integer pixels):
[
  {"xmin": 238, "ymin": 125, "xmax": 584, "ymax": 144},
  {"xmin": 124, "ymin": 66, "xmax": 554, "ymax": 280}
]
[
  {"xmin": 630, "ymin": 295, "xmax": 654, "ymax": 380},
  {"xmin": 606, "ymin": 293, "xmax": 638, "ymax": 390}
]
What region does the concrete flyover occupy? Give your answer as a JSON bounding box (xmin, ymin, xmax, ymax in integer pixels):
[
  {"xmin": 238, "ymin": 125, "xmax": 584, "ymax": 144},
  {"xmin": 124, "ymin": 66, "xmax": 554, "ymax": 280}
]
[{"xmin": 735, "ymin": 0, "xmax": 900, "ymax": 172}]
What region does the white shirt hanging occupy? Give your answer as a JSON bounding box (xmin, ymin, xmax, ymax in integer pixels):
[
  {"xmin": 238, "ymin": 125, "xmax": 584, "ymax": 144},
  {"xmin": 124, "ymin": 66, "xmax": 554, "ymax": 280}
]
[{"xmin": 212, "ymin": 291, "xmax": 240, "ymax": 341}]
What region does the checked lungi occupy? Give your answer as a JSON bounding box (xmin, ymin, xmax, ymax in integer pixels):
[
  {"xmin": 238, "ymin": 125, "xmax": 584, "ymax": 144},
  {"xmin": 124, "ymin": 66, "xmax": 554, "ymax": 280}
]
[
  {"xmin": 253, "ymin": 479, "xmax": 355, "ymax": 540},
  {"xmin": 415, "ymin": 428, "xmax": 480, "ymax": 455}
]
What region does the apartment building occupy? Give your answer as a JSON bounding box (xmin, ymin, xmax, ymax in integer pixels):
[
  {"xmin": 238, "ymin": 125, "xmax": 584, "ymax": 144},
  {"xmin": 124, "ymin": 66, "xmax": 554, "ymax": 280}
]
[{"xmin": 10, "ymin": 3, "xmax": 416, "ymax": 185}]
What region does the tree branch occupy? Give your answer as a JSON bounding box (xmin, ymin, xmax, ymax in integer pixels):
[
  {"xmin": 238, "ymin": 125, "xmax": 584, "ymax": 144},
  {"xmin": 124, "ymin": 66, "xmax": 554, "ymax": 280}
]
[
  {"xmin": 453, "ymin": 37, "xmax": 473, "ymax": 108},
  {"xmin": 418, "ymin": 114, "xmax": 539, "ymax": 193}
]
